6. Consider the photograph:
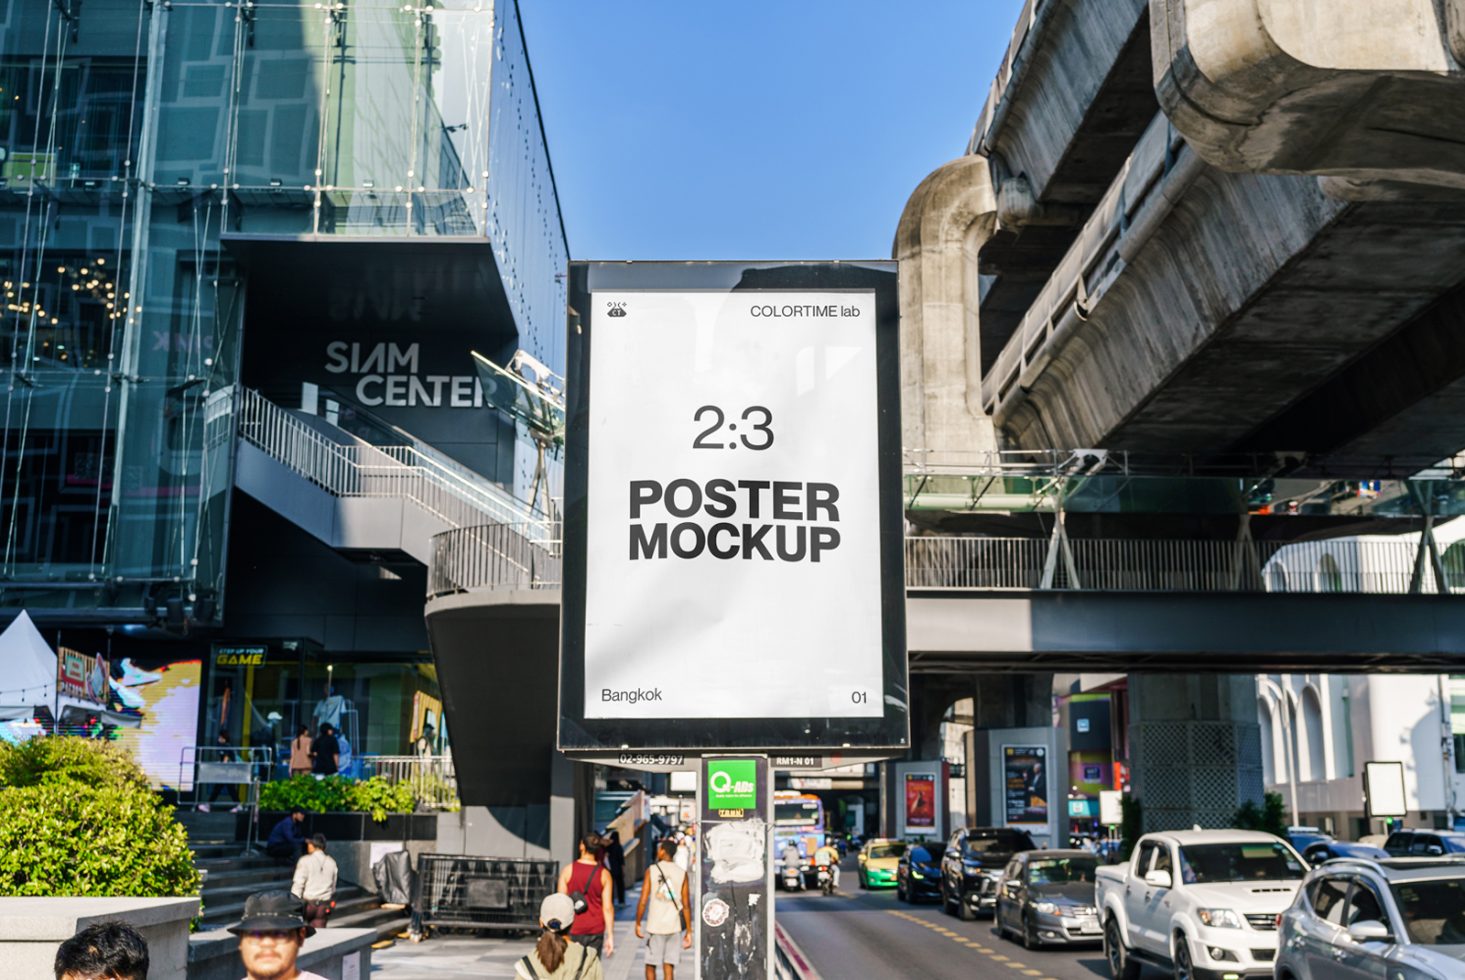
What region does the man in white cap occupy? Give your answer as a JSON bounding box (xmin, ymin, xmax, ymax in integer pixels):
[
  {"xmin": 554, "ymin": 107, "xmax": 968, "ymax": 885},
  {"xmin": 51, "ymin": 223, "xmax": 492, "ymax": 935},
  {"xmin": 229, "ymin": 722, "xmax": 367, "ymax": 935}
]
[{"xmin": 515, "ymin": 893, "xmax": 602, "ymax": 979}]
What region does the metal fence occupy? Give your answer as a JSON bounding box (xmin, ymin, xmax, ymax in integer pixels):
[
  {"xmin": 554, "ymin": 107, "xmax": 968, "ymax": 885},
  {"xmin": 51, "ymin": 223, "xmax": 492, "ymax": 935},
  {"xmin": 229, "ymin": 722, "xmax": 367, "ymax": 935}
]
[
  {"xmin": 429, "ymin": 524, "xmax": 1460, "ymax": 597},
  {"xmin": 237, "ymin": 388, "xmax": 553, "ymax": 541},
  {"xmin": 417, "ymin": 854, "xmax": 559, "ymax": 931},
  {"xmin": 428, "ymin": 523, "xmax": 562, "ymax": 598},
  {"xmin": 359, "ymin": 754, "xmax": 459, "ymax": 811}
]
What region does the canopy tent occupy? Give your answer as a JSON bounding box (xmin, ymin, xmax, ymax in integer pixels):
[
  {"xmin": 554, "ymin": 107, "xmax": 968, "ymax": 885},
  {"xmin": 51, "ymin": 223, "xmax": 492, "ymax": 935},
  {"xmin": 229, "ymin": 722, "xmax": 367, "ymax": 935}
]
[{"xmin": 0, "ymin": 610, "xmax": 56, "ymax": 710}]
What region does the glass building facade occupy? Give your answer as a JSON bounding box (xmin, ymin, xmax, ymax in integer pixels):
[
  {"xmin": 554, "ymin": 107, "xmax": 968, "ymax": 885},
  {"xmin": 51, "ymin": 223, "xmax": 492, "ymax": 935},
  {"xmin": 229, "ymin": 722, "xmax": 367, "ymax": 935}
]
[{"xmin": 0, "ymin": 0, "xmax": 567, "ymax": 767}]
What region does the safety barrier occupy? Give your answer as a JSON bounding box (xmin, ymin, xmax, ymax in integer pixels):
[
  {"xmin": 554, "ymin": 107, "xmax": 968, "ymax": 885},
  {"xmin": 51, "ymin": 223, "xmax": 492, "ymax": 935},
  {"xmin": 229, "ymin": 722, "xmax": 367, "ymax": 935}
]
[
  {"xmin": 429, "ymin": 524, "xmax": 1459, "ymax": 597},
  {"xmin": 359, "ymin": 754, "xmax": 458, "ymax": 810},
  {"xmin": 416, "ymin": 854, "xmax": 559, "ymax": 931}
]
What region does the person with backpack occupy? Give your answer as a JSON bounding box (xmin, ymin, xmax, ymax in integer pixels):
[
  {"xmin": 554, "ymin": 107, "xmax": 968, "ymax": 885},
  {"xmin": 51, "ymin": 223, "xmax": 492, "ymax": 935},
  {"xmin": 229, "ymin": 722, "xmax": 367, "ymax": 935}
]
[
  {"xmin": 515, "ymin": 893, "xmax": 603, "ymax": 979},
  {"xmin": 557, "ymin": 833, "xmax": 615, "ymax": 958},
  {"xmin": 634, "ymin": 839, "xmax": 692, "ymax": 980}
]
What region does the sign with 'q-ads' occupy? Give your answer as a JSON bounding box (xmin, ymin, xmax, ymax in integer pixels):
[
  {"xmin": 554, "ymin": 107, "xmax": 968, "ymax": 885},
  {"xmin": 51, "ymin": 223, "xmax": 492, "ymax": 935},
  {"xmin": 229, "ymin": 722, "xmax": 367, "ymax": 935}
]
[{"xmin": 559, "ymin": 262, "xmax": 907, "ymax": 752}]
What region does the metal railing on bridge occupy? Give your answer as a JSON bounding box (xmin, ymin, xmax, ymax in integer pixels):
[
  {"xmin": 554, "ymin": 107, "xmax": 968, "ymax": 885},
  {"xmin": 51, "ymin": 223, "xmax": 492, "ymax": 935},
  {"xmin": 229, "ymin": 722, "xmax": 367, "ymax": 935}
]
[{"xmin": 428, "ymin": 523, "xmax": 1463, "ymax": 597}]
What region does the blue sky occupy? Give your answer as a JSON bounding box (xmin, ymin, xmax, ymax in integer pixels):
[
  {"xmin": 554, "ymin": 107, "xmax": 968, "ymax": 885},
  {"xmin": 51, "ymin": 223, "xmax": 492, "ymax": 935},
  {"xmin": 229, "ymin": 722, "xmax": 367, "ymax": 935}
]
[{"xmin": 518, "ymin": 1, "xmax": 1023, "ymax": 261}]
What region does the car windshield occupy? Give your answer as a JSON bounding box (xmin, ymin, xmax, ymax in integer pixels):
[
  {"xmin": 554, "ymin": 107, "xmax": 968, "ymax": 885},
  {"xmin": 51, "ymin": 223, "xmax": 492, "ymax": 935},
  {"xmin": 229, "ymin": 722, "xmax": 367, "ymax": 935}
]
[
  {"xmin": 1390, "ymin": 878, "xmax": 1465, "ymax": 944},
  {"xmin": 1027, "ymin": 857, "xmax": 1097, "ymax": 885},
  {"xmin": 867, "ymin": 842, "xmax": 906, "ymax": 859},
  {"xmin": 965, "ymin": 832, "xmax": 1027, "ymax": 856},
  {"xmin": 1177, "ymin": 842, "xmax": 1305, "ymax": 883},
  {"xmin": 909, "ymin": 846, "xmax": 935, "ymax": 864}
]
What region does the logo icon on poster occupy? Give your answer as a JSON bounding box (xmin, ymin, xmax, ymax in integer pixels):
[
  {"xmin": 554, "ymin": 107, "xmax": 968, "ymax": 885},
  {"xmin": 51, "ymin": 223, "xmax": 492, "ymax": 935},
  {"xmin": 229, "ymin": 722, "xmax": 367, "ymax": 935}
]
[{"xmin": 606, "ymin": 301, "xmax": 627, "ymax": 318}]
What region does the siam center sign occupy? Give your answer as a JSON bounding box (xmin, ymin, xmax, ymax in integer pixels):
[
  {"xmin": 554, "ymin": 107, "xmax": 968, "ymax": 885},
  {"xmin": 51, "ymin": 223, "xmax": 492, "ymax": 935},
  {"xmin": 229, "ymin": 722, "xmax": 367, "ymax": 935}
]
[{"xmin": 558, "ymin": 261, "xmax": 908, "ymax": 753}]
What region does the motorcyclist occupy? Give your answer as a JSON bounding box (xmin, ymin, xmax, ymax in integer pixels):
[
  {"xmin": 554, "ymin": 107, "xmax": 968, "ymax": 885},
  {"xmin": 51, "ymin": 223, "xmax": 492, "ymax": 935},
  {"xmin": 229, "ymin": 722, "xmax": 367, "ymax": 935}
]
[
  {"xmin": 813, "ymin": 841, "xmax": 841, "ymax": 891},
  {"xmin": 780, "ymin": 841, "xmax": 804, "ymax": 886}
]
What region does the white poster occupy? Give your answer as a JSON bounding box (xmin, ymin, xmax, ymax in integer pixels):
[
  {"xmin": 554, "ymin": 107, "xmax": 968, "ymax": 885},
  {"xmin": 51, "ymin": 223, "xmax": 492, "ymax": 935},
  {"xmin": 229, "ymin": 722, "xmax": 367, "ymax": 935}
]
[{"xmin": 584, "ymin": 290, "xmax": 883, "ymax": 719}]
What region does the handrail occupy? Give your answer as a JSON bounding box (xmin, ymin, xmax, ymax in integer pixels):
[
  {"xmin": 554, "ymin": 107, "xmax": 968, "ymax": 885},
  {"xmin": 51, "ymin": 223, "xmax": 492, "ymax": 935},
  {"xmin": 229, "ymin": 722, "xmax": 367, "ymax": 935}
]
[
  {"xmin": 359, "ymin": 754, "xmax": 458, "ymax": 811},
  {"xmin": 428, "ymin": 525, "xmax": 1463, "ymax": 598},
  {"xmin": 236, "ymin": 388, "xmax": 554, "ymax": 543}
]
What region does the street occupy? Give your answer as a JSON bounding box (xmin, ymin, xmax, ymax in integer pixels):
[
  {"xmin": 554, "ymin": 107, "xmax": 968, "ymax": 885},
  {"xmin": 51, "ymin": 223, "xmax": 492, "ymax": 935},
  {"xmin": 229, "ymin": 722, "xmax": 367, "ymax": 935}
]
[{"xmin": 776, "ymin": 861, "xmax": 1163, "ymax": 980}]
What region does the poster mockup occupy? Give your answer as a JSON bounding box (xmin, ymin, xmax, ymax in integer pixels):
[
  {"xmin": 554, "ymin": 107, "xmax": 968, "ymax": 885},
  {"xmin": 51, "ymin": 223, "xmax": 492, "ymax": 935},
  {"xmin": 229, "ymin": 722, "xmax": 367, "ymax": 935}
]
[{"xmin": 559, "ymin": 262, "xmax": 907, "ymax": 752}]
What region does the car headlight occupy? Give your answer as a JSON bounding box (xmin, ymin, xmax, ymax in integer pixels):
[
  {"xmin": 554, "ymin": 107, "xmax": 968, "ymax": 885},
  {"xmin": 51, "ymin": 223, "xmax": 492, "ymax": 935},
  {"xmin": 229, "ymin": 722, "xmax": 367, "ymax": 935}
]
[
  {"xmin": 911, "ymin": 870, "xmax": 924, "ymax": 879},
  {"xmin": 1033, "ymin": 901, "xmax": 1059, "ymax": 915},
  {"xmin": 1196, "ymin": 908, "xmax": 1244, "ymax": 929}
]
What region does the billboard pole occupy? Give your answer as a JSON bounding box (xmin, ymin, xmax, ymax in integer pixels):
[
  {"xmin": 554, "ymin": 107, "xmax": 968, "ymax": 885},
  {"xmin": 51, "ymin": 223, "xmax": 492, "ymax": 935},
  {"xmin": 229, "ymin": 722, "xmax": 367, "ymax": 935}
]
[{"xmin": 696, "ymin": 755, "xmax": 773, "ymax": 980}]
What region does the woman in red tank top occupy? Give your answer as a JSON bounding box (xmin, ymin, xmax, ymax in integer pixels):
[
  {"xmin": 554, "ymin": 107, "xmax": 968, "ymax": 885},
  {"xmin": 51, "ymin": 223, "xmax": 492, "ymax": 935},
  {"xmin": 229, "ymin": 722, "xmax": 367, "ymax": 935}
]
[{"xmin": 558, "ymin": 833, "xmax": 615, "ymax": 958}]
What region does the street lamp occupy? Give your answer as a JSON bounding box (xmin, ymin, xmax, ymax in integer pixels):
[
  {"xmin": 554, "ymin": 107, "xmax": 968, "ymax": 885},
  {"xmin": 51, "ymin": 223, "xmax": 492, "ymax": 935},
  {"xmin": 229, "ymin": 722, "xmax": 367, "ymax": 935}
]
[{"xmin": 1258, "ymin": 677, "xmax": 1301, "ymax": 827}]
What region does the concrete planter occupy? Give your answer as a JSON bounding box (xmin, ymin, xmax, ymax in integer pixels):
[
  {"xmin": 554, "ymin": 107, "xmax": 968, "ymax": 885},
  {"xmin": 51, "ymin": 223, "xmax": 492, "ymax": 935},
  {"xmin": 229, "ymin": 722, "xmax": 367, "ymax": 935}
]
[
  {"xmin": 0, "ymin": 896, "xmax": 198, "ymax": 980},
  {"xmin": 246, "ymin": 810, "xmax": 437, "ymax": 842}
]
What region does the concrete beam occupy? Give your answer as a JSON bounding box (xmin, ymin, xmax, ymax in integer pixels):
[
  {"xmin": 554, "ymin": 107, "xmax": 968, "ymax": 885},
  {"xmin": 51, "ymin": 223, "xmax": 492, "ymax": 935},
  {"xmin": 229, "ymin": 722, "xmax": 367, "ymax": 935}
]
[
  {"xmin": 895, "ymin": 155, "xmax": 999, "ymax": 460},
  {"xmin": 1153, "ymin": 0, "xmax": 1465, "ymax": 190}
]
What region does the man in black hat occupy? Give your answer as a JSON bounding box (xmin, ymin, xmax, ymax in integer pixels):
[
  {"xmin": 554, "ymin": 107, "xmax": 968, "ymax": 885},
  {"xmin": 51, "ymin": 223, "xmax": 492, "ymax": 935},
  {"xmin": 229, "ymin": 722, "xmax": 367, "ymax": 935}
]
[{"xmin": 229, "ymin": 890, "xmax": 325, "ymax": 980}]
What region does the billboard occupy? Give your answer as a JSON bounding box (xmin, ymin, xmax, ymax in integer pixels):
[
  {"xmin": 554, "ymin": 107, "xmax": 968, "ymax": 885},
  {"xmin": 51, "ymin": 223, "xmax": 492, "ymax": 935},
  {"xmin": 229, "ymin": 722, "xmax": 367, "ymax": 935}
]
[
  {"xmin": 1003, "ymin": 745, "xmax": 1049, "ymax": 826},
  {"xmin": 559, "ymin": 262, "xmax": 906, "ymax": 752},
  {"xmin": 57, "ymin": 647, "xmax": 108, "ymax": 705},
  {"xmin": 904, "ymin": 773, "xmax": 936, "ymax": 829}
]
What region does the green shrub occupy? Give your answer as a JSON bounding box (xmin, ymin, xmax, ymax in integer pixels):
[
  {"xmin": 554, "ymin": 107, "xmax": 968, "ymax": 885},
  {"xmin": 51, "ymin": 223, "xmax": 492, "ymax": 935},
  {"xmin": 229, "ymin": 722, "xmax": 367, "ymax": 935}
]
[
  {"xmin": 259, "ymin": 775, "xmax": 416, "ymax": 822},
  {"xmin": 0, "ymin": 738, "xmax": 199, "ymax": 897}
]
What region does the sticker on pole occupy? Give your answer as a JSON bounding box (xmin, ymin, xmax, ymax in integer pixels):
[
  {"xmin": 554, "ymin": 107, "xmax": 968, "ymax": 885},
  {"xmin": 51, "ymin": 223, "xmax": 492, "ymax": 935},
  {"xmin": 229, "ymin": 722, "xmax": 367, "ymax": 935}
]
[
  {"xmin": 560, "ymin": 261, "xmax": 908, "ymax": 752},
  {"xmin": 707, "ymin": 759, "xmax": 758, "ymax": 810}
]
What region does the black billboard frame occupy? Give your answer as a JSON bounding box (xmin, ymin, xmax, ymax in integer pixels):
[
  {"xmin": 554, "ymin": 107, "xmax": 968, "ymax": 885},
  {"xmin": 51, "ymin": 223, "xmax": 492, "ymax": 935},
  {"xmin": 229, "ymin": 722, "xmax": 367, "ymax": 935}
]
[{"xmin": 558, "ymin": 260, "xmax": 908, "ymax": 754}]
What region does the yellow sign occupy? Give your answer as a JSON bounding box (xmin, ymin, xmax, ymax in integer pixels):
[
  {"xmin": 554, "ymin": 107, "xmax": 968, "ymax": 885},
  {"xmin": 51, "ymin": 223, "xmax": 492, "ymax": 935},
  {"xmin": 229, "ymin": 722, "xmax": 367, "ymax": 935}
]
[{"xmin": 214, "ymin": 649, "xmax": 266, "ymax": 666}]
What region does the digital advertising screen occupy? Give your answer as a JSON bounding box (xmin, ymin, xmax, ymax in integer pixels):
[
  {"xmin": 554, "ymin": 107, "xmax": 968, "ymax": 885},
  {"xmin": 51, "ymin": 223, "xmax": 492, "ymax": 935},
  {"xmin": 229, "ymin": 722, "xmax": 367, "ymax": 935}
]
[{"xmin": 904, "ymin": 773, "xmax": 936, "ymax": 829}]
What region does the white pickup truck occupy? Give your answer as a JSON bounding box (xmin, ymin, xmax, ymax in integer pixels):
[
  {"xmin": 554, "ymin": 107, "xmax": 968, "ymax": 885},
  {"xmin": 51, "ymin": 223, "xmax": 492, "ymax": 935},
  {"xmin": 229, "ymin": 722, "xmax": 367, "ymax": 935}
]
[{"xmin": 1095, "ymin": 829, "xmax": 1308, "ymax": 980}]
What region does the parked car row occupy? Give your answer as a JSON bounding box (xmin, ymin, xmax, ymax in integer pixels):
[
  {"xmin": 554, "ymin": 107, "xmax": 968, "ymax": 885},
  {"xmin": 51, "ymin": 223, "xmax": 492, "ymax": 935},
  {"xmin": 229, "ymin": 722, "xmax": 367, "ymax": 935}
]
[{"xmin": 882, "ymin": 823, "xmax": 1465, "ymax": 979}]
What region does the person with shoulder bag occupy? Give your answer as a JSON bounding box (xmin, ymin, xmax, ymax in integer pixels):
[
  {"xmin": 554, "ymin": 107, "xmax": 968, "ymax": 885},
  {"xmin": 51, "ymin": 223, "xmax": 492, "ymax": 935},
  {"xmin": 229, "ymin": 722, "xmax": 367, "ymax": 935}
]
[
  {"xmin": 516, "ymin": 893, "xmax": 603, "ymax": 980},
  {"xmin": 557, "ymin": 833, "xmax": 615, "ymax": 958},
  {"xmin": 634, "ymin": 839, "xmax": 691, "ymax": 980}
]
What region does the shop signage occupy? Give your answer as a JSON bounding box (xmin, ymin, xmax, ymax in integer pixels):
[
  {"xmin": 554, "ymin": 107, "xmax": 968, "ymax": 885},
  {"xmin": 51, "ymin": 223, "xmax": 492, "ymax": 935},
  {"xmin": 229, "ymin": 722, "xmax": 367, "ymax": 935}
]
[
  {"xmin": 57, "ymin": 647, "xmax": 108, "ymax": 705},
  {"xmin": 213, "ymin": 645, "xmax": 268, "ymax": 667},
  {"xmin": 560, "ymin": 261, "xmax": 907, "ymax": 753}
]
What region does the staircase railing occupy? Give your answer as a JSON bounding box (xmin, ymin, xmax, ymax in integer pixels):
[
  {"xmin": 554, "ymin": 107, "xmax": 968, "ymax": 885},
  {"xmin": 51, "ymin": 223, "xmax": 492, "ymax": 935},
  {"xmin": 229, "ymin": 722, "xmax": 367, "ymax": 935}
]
[{"xmin": 236, "ymin": 388, "xmax": 553, "ymax": 544}]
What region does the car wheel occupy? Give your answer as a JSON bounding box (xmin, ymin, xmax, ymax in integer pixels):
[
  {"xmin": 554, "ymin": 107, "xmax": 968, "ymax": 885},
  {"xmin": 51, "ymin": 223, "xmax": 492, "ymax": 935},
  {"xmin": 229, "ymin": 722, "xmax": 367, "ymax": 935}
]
[
  {"xmin": 897, "ymin": 881, "xmax": 907, "ymax": 902},
  {"xmin": 941, "ymin": 882, "xmax": 958, "ymax": 916},
  {"xmin": 858, "ymin": 870, "xmax": 868, "ymax": 890},
  {"xmin": 1022, "ymin": 914, "xmax": 1039, "ymax": 949},
  {"xmin": 1104, "ymin": 916, "xmax": 1140, "ymax": 980},
  {"xmin": 1173, "ymin": 937, "xmax": 1194, "ymax": 980},
  {"xmin": 958, "ymin": 892, "xmax": 975, "ymax": 921}
]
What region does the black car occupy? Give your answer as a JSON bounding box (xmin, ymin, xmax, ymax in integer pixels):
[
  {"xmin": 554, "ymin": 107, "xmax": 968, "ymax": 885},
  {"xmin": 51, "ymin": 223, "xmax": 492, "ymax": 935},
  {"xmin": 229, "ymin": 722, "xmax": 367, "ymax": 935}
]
[
  {"xmin": 994, "ymin": 850, "xmax": 1101, "ymax": 948},
  {"xmin": 1384, "ymin": 830, "xmax": 1465, "ymax": 857},
  {"xmin": 940, "ymin": 826, "xmax": 1036, "ymax": 920},
  {"xmin": 896, "ymin": 842, "xmax": 944, "ymax": 903}
]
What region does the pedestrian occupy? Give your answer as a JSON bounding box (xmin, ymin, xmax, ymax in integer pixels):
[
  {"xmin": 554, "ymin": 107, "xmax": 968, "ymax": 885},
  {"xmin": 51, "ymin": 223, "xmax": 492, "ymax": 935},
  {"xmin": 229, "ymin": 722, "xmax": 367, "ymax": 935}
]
[
  {"xmin": 266, "ymin": 808, "xmax": 308, "ymax": 864},
  {"xmin": 603, "ymin": 829, "xmax": 626, "ymax": 908},
  {"xmin": 291, "ymin": 834, "xmax": 338, "ymax": 930},
  {"xmin": 514, "ymin": 893, "xmax": 602, "ymax": 979},
  {"xmin": 334, "ymin": 730, "xmax": 353, "ymax": 777},
  {"xmin": 557, "ymin": 833, "xmax": 615, "ymax": 959},
  {"xmin": 229, "ymin": 890, "xmax": 327, "ymax": 980},
  {"xmin": 289, "ymin": 725, "xmax": 313, "ymax": 777},
  {"xmin": 199, "ymin": 732, "xmax": 240, "ymax": 813},
  {"xmin": 310, "ymin": 723, "xmax": 339, "ymax": 777},
  {"xmin": 54, "ymin": 921, "xmax": 149, "ymax": 980},
  {"xmin": 634, "ymin": 839, "xmax": 691, "ymax": 980}
]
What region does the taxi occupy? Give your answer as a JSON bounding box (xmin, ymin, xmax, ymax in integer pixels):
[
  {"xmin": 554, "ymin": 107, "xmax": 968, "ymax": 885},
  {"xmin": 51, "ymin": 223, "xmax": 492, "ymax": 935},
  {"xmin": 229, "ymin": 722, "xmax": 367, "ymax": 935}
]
[{"xmin": 858, "ymin": 838, "xmax": 908, "ymax": 889}]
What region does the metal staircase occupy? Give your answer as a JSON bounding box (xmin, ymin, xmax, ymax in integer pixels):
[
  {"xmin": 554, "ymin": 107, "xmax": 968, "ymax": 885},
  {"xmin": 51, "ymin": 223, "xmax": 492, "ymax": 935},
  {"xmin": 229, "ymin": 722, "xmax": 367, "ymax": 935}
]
[{"xmin": 233, "ymin": 387, "xmax": 551, "ymax": 566}]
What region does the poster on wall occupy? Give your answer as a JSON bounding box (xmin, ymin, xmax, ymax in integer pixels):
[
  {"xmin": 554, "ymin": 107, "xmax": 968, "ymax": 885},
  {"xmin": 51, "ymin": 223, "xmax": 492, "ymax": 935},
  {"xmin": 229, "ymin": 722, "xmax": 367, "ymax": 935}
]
[
  {"xmin": 905, "ymin": 773, "xmax": 936, "ymax": 829},
  {"xmin": 1003, "ymin": 745, "xmax": 1049, "ymax": 826},
  {"xmin": 57, "ymin": 647, "xmax": 108, "ymax": 705},
  {"xmin": 560, "ymin": 261, "xmax": 907, "ymax": 752}
]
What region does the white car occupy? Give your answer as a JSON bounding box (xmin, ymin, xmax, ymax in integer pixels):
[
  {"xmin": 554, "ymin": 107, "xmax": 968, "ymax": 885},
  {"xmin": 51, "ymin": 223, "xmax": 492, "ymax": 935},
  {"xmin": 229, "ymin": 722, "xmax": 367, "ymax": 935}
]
[{"xmin": 1095, "ymin": 829, "xmax": 1308, "ymax": 979}]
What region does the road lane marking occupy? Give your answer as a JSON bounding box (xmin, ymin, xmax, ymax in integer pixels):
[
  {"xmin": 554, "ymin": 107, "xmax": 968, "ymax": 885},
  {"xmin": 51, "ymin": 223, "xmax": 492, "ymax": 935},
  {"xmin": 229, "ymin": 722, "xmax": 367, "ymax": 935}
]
[{"xmin": 880, "ymin": 911, "xmax": 1059, "ymax": 980}]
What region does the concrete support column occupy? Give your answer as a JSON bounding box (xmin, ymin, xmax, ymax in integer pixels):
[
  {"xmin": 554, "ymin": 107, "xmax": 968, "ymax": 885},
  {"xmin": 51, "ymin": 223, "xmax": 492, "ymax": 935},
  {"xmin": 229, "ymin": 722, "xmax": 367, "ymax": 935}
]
[
  {"xmin": 894, "ymin": 155, "xmax": 999, "ymax": 462},
  {"xmin": 1127, "ymin": 675, "xmax": 1265, "ymax": 832}
]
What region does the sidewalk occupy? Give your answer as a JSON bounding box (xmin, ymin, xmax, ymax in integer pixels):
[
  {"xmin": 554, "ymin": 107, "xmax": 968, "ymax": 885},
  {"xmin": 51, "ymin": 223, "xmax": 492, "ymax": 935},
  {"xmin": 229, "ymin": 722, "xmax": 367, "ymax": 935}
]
[{"xmin": 372, "ymin": 884, "xmax": 647, "ymax": 979}]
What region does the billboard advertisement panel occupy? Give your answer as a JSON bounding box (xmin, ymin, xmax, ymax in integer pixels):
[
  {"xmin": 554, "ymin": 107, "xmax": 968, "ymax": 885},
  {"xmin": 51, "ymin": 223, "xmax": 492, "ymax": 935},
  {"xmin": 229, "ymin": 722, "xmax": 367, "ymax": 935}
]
[
  {"xmin": 560, "ymin": 262, "xmax": 906, "ymax": 751},
  {"xmin": 904, "ymin": 773, "xmax": 936, "ymax": 829},
  {"xmin": 1003, "ymin": 745, "xmax": 1049, "ymax": 826}
]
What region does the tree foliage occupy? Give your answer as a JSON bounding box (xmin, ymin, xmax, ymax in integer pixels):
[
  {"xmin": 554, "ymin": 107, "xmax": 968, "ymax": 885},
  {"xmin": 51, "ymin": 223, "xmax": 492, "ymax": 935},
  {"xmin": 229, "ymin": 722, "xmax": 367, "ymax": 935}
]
[
  {"xmin": 258, "ymin": 774, "xmax": 416, "ymax": 822},
  {"xmin": 1233, "ymin": 791, "xmax": 1289, "ymax": 837},
  {"xmin": 0, "ymin": 737, "xmax": 199, "ymax": 897}
]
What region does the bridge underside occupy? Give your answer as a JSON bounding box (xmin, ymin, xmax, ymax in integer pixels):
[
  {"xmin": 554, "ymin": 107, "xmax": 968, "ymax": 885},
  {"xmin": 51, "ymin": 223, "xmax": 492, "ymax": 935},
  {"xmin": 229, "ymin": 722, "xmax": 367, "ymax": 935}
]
[{"xmin": 909, "ymin": 592, "xmax": 1465, "ymax": 673}]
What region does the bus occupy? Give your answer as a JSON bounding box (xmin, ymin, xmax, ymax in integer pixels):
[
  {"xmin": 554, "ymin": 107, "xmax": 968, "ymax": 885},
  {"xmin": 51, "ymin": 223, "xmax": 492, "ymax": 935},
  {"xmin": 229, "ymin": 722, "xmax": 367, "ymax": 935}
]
[{"xmin": 774, "ymin": 791, "xmax": 826, "ymax": 885}]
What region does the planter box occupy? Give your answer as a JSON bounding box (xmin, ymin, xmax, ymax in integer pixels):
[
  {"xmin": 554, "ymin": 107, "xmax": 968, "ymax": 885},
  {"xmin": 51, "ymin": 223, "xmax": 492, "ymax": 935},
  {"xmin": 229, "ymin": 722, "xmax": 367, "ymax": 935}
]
[{"xmin": 243, "ymin": 810, "xmax": 435, "ymax": 843}]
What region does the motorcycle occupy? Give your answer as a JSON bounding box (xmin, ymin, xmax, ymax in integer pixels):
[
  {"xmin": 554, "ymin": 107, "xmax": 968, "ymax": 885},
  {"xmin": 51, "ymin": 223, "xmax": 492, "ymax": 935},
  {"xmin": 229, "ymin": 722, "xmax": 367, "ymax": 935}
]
[
  {"xmin": 781, "ymin": 860, "xmax": 805, "ymax": 891},
  {"xmin": 816, "ymin": 863, "xmax": 834, "ymax": 896}
]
